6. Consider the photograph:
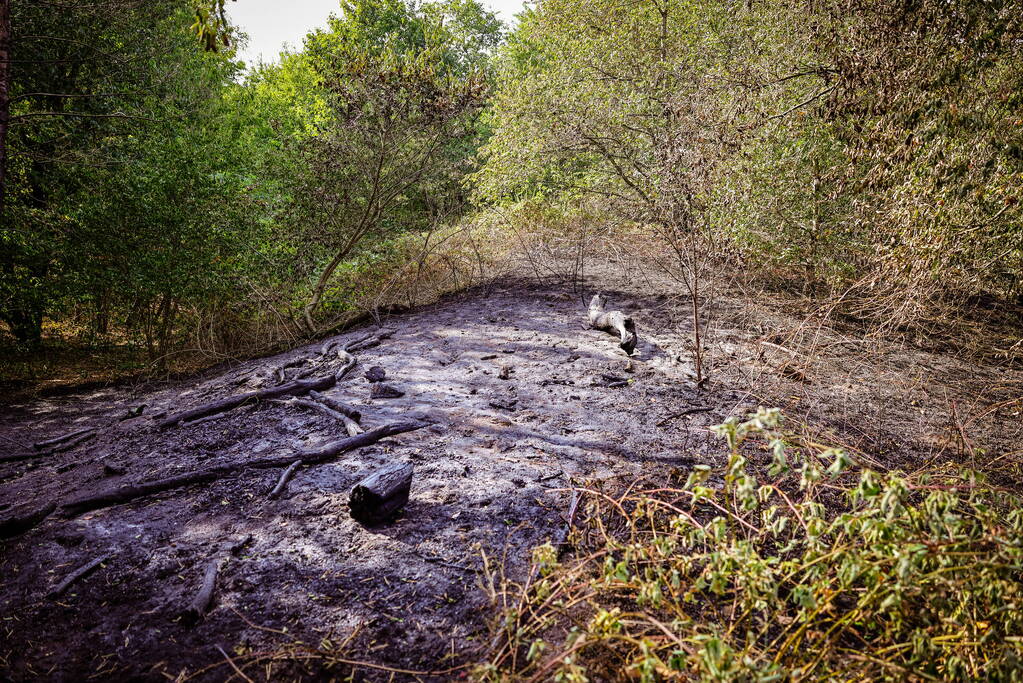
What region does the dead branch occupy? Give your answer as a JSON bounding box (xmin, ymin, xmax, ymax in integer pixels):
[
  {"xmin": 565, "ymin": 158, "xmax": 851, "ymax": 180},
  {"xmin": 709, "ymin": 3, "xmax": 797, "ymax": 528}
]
[
  {"xmin": 61, "ymin": 420, "xmax": 430, "ymax": 518},
  {"xmin": 304, "ymin": 392, "xmax": 363, "ymax": 436},
  {"xmin": 272, "ymin": 357, "xmax": 308, "ymax": 385},
  {"xmin": 346, "ymin": 329, "xmax": 394, "ymax": 353},
  {"xmin": 527, "ymin": 488, "xmax": 581, "ymax": 584},
  {"xmin": 183, "ymin": 558, "xmax": 221, "ymax": 622},
  {"xmin": 46, "ymin": 553, "xmax": 112, "ymax": 599},
  {"xmin": 158, "ymin": 375, "xmax": 337, "ymax": 428},
  {"xmin": 267, "ymin": 460, "xmax": 302, "ymax": 499},
  {"xmin": 553, "ymin": 488, "xmax": 581, "ymax": 554},
  {"xmin": 33, "ymin": 427, "xmax": 95, "ymax": 451},
  {"xmin": 2, "ymin": 430, "xmax": 96, "ymax": 463},
  {"xmin": 308, "ymin": 390, "xmax": 361, "ymax": 422},
  {"xmin": 656, "ymin": 405, "xmax": 715, "ymax": 426},
  {"xmin": 182, "ymin": 535, "xmax": 252, "ymax": 623}
]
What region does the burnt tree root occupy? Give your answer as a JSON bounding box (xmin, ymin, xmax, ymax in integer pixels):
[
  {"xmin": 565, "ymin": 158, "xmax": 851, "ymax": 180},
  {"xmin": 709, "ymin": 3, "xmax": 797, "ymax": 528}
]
[
  {"xmin": 61, "ymin": 420, "xmax": 429, "ymax": 518},
  {"xmin": 267, "ymin": 459, "xmax": 301, "ymax": 499},
  {"xmin": 182, "ymin": 535, "xmax": 251, "ymax": 623}
]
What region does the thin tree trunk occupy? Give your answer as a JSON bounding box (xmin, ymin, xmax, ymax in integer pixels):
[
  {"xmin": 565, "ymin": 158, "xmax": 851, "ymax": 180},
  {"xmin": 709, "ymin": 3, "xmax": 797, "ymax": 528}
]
[
  {"xmin": 304, "ymin": 249, "xmax": 349, "ymax": 333},
  {"xmin": 0, "ymin": 0, "xmax": 11, "ymax": 211}
]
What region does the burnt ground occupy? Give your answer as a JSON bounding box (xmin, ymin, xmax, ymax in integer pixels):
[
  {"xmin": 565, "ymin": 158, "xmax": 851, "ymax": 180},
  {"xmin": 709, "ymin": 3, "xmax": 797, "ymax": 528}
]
[{"xmin": 1, "ymin": 271, "xmax": 1021, "ymax": 681}]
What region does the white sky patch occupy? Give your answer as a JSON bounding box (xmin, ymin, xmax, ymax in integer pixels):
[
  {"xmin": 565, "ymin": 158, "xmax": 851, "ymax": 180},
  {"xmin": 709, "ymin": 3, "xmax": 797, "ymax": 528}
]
[{"xmin": 227, "ymin": 0, "xmax": 528, "ymax": 66}]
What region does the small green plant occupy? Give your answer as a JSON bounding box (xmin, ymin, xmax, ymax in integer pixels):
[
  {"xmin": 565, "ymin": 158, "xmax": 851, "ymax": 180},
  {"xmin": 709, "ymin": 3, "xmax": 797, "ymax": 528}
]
[{"xmin": 480, "ymin": 408, "xmax": 1023, "ymax": 681}]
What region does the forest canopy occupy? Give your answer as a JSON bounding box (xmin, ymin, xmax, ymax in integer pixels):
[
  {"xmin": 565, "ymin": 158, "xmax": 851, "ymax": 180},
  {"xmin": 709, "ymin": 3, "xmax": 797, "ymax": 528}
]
[{"xmin": 0, "ymin": 0, "xmax": 1020, "ymax": 365}]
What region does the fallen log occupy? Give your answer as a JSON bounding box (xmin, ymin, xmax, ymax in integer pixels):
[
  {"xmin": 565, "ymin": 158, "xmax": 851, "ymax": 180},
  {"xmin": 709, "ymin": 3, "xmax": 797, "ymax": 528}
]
[
  {"xmin": 267, "ymin": 459, "xmax": 301, "ymax": 499},
  {"xmin": 33, "ymin": 427, "xmax": 95, "ymax": 451},
  {"xmin": 588, "ymin": 294, "xmax": 638, "ymax": 354},
  {"xmin": 2, "ymin": 430, "xmax": 96, "ymax": 463},
  {"xmin": 349, "ymin": 462, "xmax": 414, "ymax": 525},
  {"xmin": 62, "ymin": 420, "xmax": 429, "ymax": 517},
  {"xmin": 47, "ymin": 553, "xmax": 112, "ymax": 599},
  {"xmin": 0, "ymin": 502, "xmax": 57, "ymax": 539},
  {"xmin": 158, "ymin": 374, "xmax": 337, "ymax": 428}
]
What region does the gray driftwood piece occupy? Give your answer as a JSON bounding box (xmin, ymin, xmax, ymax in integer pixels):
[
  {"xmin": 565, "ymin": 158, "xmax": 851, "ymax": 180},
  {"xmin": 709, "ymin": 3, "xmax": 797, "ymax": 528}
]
[
  {"xmin": 182, "ymin": 535, "xmax": 252, "ymax": 623},
  {"xmin": 588, "ymin": 294, "xmax": 637, "ymax": 354},
  {"xmin": 349, "ymin": 462, "xmax": 413, "ymax": 525}
]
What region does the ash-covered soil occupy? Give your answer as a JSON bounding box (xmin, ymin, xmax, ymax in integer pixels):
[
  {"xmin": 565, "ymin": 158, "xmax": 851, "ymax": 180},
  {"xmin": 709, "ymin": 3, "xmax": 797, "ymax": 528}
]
[{"xmin": 1, "ymin": 275, "xmax": 1019, "ymax": 681}]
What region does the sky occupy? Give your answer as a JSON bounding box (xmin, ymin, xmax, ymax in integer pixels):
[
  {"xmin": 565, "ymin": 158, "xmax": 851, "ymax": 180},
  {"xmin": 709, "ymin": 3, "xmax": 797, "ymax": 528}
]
[{"xmin": 227, "ymin": 0, "xmax": 528, "ymax": 66}]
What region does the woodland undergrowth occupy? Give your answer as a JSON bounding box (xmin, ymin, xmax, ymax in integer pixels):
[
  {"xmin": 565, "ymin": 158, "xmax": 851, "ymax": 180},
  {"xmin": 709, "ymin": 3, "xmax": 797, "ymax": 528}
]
[{"xmin": 480, "ymin": 409, "xmax": 1023, "ymax": 681}]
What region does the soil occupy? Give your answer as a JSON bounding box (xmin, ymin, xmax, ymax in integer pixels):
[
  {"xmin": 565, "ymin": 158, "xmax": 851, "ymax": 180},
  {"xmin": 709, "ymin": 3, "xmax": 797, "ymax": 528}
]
[{"xmin": 1, "ymin": 271, "xmax": 1020, "ymax": 681}]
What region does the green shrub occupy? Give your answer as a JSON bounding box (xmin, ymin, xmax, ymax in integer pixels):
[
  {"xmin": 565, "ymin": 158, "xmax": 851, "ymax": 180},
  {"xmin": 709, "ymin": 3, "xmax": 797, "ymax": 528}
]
[{"xmin": 481, "ymin": 409, "xmax": 1023, "ymax": 681}]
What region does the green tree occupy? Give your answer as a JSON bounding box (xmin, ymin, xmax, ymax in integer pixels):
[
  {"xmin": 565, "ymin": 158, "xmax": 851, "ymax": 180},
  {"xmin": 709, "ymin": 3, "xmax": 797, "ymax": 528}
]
[
  {"xmin": 277, "ymin": 0, "xmax": 498, "ymax": 333},
  {"xmin": 0, "ymin": 0, "xmax": 267, "ymax": 353}
]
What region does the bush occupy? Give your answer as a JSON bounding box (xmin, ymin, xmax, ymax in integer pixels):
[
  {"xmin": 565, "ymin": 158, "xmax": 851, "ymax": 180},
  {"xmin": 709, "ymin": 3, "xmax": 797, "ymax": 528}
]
[{"xmin": 480, "ymin": 409, "xmax": 1023, "ymax": 681}]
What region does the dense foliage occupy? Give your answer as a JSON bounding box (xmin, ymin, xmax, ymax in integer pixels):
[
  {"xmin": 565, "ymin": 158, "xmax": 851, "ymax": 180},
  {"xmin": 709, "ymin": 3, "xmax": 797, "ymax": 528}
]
[
  {"xmin": 1, "ymin": 0, "xmax": 1019, "ymax": 361},
  {"xmin": 482, "ymin": 409, "xmax": 1023, "ymax": 680},
  {"xmin": 481, "ymin": 0, "xmax": 1023, "ymax": 326},
  {"xmin": 0, "ymin": 0, "xmax": 501, "ymax": 362}
]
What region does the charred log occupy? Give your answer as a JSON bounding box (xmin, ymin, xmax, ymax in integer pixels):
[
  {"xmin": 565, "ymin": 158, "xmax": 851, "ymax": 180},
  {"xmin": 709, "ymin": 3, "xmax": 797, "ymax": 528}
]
[
  {"xmin": 0, "ymin": 502, "xmax": 57, "ymax": 539},
  {"xmin": 349, "ymin": 462, "xmax": 414, "ymax": 525}
]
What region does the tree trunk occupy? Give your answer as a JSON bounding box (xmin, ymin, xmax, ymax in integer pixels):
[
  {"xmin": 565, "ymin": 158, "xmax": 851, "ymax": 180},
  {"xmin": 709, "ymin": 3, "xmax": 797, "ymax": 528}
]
[
  {"xmin": 304, "ymin": 247, "xmax": 352, "ymax": 334},
  {"xmin": 0, "ymin": 0, "xmax": 10, "ymax": 211}
]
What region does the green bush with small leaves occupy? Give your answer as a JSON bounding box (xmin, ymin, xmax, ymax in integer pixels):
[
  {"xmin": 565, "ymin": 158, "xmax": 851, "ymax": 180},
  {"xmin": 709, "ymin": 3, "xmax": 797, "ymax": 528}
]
[{"xmin": 481, "ymin": 409, "xmax": 1023, "ymax": 681}]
